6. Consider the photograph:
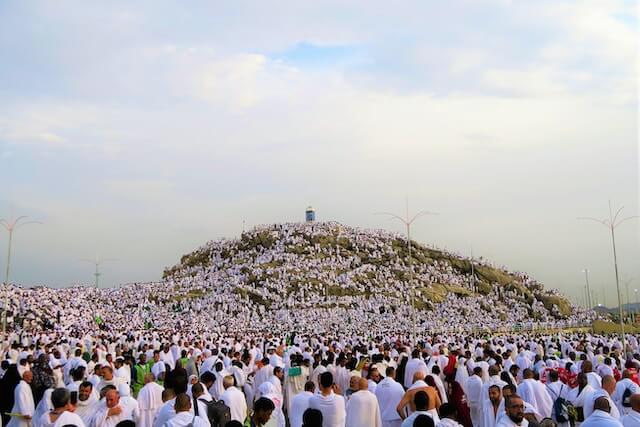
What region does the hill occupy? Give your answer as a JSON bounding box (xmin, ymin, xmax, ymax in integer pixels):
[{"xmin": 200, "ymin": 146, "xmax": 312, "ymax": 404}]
[{"xmin": 162, "ymin": 221, "xmax": 582, "ymax": 325}]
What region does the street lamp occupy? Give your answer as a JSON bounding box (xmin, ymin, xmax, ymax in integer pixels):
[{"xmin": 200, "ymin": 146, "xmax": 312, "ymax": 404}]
[
  {"xmin": 0, "ymin": 216, "xmax": 42, "ymax": 338},
  {"xmin": 635, "ymin": 289, "xmax": 639, "ymax": 324},
  {"xmin": 81, "ymin": 255, "xmax": 117, "ymax": 289},
  {"xmin": 582, "ymin": 269, "xmax": 592, "ymax": 309},
  {"xmin": 376, "ymin": 199, "xmax": 438, "ymax": 345},
  {"xmin": 578, "ymin": 201, "xmax": 638, "ymax": 352}
]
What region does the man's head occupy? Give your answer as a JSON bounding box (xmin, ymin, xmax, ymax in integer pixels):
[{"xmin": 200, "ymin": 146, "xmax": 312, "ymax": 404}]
[
  {"xmin": 593, "ymin": 396, "xmax": 611, "ymax": 413},
  {"xmin": 144, "ymin": 373, "xmax": 155, "ymax": 385},
  {"xmin": 79, "ymin": 381, "xmax": 93, "ymax": 402},
  {"xmin": 22, "ymin": 370, "xmax": 33, "ymax": 384},
  {"xmin": 504, "ymin": 395, "xmax": 525, "ymax": 424},
  {"xmin": 349, "ymin": 375, "xmax": 360, "ymax": 392},
  {"xmin": 319, "ymin": 372, "xmax": 333, "ymax": 392},
  {"xmin": 105, "ymin": 389, "xmax": 120, "ymax": 409},
  {"xmin": 547, "ymin": 370, "xmax": 559, "ymax": 382},
  {"xmin": 223, "ymin": 375, "xmax": 234, "ymax": 390},
  {"xmin": 200, "ymin": 371, "xmax": 215, "ymax": 389},
  {"xmin": 601, "ymin": 375, "xmax": 616, "ymax": 395},
  {"xmin": 161, "ymin": 388, "xmax": 176, "ymax": 403},
  {"xmin": 473, "ymin": 367, "xmax": 483, "ymax": 377},
  {"xmin": 138, "ymin": 353, "xmax": 147, "ymax": 364},
  {"xmin": 302, "ymin": 408, "xmax": 323, "ymax": 427},
  {"xmin": 439, "ymin": 402, "xmax": 457, "ymax": 420},
  {"xmin": 304, "ymin": 381, "xmax": 315, "ymax": 393},
  {"xmin": 488, "ymin": 365, "xmax": 501, "ymax": 377},
  {"xmin": 522, "ymin": 368, "xmax": 534, "ymax": 380},
  {"xmin": 386, "ymin": 366, "xmax": 395, "ymax": 379},
  {"xmin": 51, "ymin": 388, "xmax": 71, "ymax": 410},
  {"xmin": 191, "ymin": 383, "xmax": 204, "ymax": 399},
  {"xmin": 174, "ymin": 393, "xmax": 191, "ymax": 413},
  {"xmin": 273, "ymin": 366, "xmax": 284, "ymax": 381},
  {"xmin": 577, "ymin": 372, "xmax": 588, "ymax": 388},
  {"xmin": 502, "ymin": 384, "xmax": 516, "ymax": 398},
  {"xmin": 488, "ymin": 385, "xmax": 502, "ymax": 405},
  {"xmin": 253, "ymin": 397, "xmax": 275, "ymax": 425},
  {"xmin": 102, "ymin": 366, "xmax": 114, "ymax": 380},
  {"xmin": 369, "ymin": 367, "xmax": 381, "ymax": 383},
  {"xmin": 414, "ymin": 390, "xmax": 429, "ymax": 411},
  {"xmin": 358, "ymin": 377, "xmax": 368, "ymax": 391}
]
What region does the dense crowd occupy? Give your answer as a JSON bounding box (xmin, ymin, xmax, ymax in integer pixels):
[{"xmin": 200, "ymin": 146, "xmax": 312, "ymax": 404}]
[
  {"xmin": 1, "ymin": 223, "xmax": 595, "ymax": 341},
  {"xmin": 1, "ymin": 330, "xmax": 639, "ymax": 427},
  {"xmin": 0, "ymin": 221, "xmax": 625, "ymax": 427}
]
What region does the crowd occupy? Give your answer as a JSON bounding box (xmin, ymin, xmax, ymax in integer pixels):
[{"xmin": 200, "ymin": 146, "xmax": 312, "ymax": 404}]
[
  {"xmin": 1, "ymin": 330, "xmax": 639, "ymax": 427},
  {"xmin": 0, "ymin": 221, "xmax": 624, "ymax": 427},
  {"xmin": 1, "ymin": 223, "xmax": 595, "ymax": 341}
]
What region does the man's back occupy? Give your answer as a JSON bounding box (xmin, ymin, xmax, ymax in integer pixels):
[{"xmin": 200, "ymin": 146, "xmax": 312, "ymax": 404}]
[
  {"xmin": 346, "ymin": 390, "xmax": 382, "ymax": 427},
  {"xmin": 309, "ymin": 391, "xmax": 346, "ymax": 427}
]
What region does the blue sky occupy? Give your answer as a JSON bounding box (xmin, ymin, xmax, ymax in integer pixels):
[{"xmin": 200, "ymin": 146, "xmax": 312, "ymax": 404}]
[{"xmin": 0, "ymin": 0, "xmax": 638, "ymax": 306}]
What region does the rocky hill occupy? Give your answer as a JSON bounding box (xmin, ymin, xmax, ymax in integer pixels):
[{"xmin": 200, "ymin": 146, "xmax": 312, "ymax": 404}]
[{"xmin": 162, "ymin": 221, "xmax": 576, "ymax": 322}]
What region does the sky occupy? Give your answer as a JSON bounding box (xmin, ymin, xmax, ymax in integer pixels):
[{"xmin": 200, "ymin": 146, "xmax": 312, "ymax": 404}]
[{"xmin": 0, "ymin": 0, "xmax": 638, "ymax": 306}]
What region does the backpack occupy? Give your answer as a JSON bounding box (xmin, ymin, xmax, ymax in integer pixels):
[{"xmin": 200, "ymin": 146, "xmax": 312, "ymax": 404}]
[
  {"xmin": 622, "ymin": 386, "xmax": 633, "ymax": 407},
  {"xmin": 196, "ymin": 397, "xmax": 232, "ymax": 427},
  {"xmin": 548, "ymin": 384, "xmax": 572, "ymax": 423}
]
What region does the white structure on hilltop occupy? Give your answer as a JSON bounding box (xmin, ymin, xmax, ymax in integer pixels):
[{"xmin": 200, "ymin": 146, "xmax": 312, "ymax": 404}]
[{"xmin": 305, "ymin": 206, "xmax": 316, "ymax": 222}]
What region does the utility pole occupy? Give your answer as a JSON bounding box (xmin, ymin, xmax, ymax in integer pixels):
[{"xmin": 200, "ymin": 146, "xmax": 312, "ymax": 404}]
[
  {"xmin": 579, "ymin": 201, "xmax": 638, "ymax": 352},
  {"xmin": 0, "ymin": 216, "xmax": 41, "ymax": 339},
  {"xmin": 376, "ymin": 199, "xmax": 438, "ymax": 345}
]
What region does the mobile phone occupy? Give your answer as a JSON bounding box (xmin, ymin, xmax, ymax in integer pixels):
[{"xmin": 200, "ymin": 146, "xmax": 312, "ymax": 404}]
[{"xmin": 70, "ymin": 391, "xmax": 78, "ymax": 405}]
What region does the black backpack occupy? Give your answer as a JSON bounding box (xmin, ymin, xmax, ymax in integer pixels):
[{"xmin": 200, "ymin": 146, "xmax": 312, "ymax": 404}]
[
  {"xmin": 195, "ymin": 397, "xmax": 232, "ymax": 427},
  {"xmin": 622, "ymin": 386, "xmax": 633, "ymax": 407},
  {"xmin": 548, "ymin": 384, "xmax": 572, "ymax": 423}
]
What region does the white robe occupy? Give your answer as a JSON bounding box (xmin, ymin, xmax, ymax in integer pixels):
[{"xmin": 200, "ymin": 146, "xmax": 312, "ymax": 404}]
[
  {"xmin": 481, "ymin": 400, "xmax": 502, "ymax": 427},
  {"xmin": 374, "ymin": 377, "xmax": 404, "ymax": 425},
  {"xmin": 94, "ymin": 403, "xmax": 136, "ymax": 427},
  {"xmin": 622, "ymin": 409, "xmax": 640, "ymax": 427},
  {"xmin": 583, "ymin": 390, "xmax": 620, "ymax": 421},
  {"xmin": 7, "ymin": 380, "xmax": 35, "ymax": 427},
  {"xmin": 581, "ymin": 409, "xmax": 623, "ymax": 427},
  {"xmin": 308, "ymin": 391, "xmax": 346, "ymax": 427},
  {"xmin": 345, "ymin": 390, "xmax": 382, "ymax": 427},
  {"xmin": 75, "ymin": 395, "xmax": 99, "ymax": 427},
  {"xmin": 138, "ymin": 382, "xmax": 165, "ymax": 427},
  {"xmin": 404, "ymin": 359, "xmax": 428, "ymax": 389},
  {"xmin": 466, "ymin": 375, "xmax": 483, "ymax": 427},
  {"xmin": 289, "ymin": 391, "xmax": 313, "ymax": 427},
  {"xmin": 517, "ymin": 379, "xmax": 553, "ymax": 419},
  {"xmin": 220, "ymin": 386, "xmax": 247, "ymax": 423},
  {"xmin": 612, "ymin": 378, "xmax": 639, "ymax": 416},
  {"xmin": 163, "ymin": 412, "xmax": 209, "ymax": 427},
  {"xmin": 32, "ymin": 389, "xmax": 54, "ymax": 427}
]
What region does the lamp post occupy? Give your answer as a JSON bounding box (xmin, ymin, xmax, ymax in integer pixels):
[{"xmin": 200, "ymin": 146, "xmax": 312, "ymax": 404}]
[
  {"xmin": 635, "ymin": 289, "xmax": 639, "ymax": 324},
  {"xmin": 0, "ymin": 216, "xmax": 41, "ymax": 338},
  {"xmin": 582, "ymin": 269, "xmax": 592, "ymax": 309},
  {"xmin": 81, "ymin": 255, "xmax": 117, "ymax": 289},
  {"xmin": 578, "ymin": 201, "xmax": 638, "ymax": 351},
  {"xmin": 376, "ymin": 199, "xmax": 438, "ymax": 345}
]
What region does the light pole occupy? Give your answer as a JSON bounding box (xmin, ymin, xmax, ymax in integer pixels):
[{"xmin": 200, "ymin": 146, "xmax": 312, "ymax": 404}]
[
  {"xmin": 0, "ymin": 216, "xmax": 41, "ymax": 338},
  {"xmin": 81, "ymin": 255, "xmax": 117, "ymax": 289},
  {"xmin": 579, "ymin": 201, "xmax": 638, "ymax": 351},
  {"xmin": 635, "ymin": 289, "xmax": 639, "ymax": 324},
  {"xmin": 376, "ymin": 199, "xmax": 438, "ymax": 345},
  {"xmin": 582, "ymin": 269, "xmax": 592, "ymax": 309},
  {"xmin": 623, "ymin": 278, "xmax": 633, "ymax": 322}
]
